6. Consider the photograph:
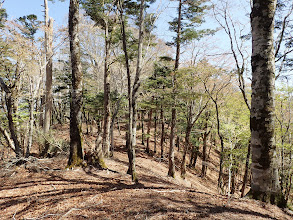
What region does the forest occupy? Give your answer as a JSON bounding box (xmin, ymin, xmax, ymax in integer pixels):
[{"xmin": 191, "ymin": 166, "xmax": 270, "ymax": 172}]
[{"xmin": 0, "ymin": 0, "xmax": 293, "ymax": 219}]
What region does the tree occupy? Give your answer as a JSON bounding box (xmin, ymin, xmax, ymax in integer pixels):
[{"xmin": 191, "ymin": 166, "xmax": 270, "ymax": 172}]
[
  {"xmin": 41, "ymin": 0, "xmax": 54, "ymax": 157},
  {"xmin": 174, "ymin": 66, "xmax": 209, "ymax": 179},
  {"xmin": 212, "ymin": 0, "xmax": 252, "ymax": 197},
  {"xmin": 248, "ymin": 0, "xmax": 285, "ymax": 207},
  {"xmin": 81, "ymin": 0, "xmax": 120, "ymax": 158},
  {"xmin": 201, "ymin": 61, "xmax": 231, "ymax": 190},
  {"xmin": 68, "ymin": 0, "xmax": 84, "ymax": 167},
  {"xmin": 168, "ymin": 0, "xmax": 212, "ymax": 178}
]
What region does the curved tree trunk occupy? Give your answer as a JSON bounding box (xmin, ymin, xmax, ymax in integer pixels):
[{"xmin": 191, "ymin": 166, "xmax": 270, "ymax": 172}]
[{"xmin": 248, "ymin": 0, "xmax": 285, "ymax": 207}]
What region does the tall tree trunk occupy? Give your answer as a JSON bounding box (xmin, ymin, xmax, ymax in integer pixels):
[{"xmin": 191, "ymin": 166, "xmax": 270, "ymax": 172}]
[
  {"xmin": 160, "ymin": 106, "xmax": 164, "ymax": 158},
  {"xmin": 110, "ymin": 96, "xmax": 122, "ymax": 155},
  {"xmin": 168, "ymin": 108, "xmax": 176, "ymax": 178},
  {"xmin": 119, "ymin": 1, "xmax": 137, "ymax": 182},
  {"xmin": 131, "ymin": 0, "xmax": 145, "ymax": 155},
  {"xmin": 68, "ymin": 0, "xmax": 83, "ymax": 167},
  {"xmin": 248, "ymin": 0, "xmax": 285, "ymax": 207},
  {"xmin": 141, "ymin": 110, "xmax": 145, "ymax": 145},
  {"xmin": 168, "ymin": 0, "xmax": 182, "ymax": 178},
  {"xmin": 174, "ymin": 0, "xmax": 182, "ymax": 71},
  {"xmin": 201, "ymin": 118, "xmax": 209, "ymax": 177},
  {"xmin": 102, "ymin": 25, "xmax": 111, "ymax": 158},
  {"xmin": 26, "ymin": 79, "xmax": 34, "ymax": 158},
  {"xmin": 42, "ymin": 0, "xmax": 54, "ymax": 157},
  {"xmin": 181, "ymin": 123, "xmax": 191, "ymax": 179},
  {"xmin": 146, "ymin": 102, "xmax": 153, "ymax": 153},
  {"xmin": 154, "ymin": 110, "xmax": 157, "ymax": 153},
  {"xmin": 38, "ymin": 96, "xmax": 44, "ymax": 127},
  {"xmin": 212, "ymin": 100, "xmax": 224, "ymax": 190}
]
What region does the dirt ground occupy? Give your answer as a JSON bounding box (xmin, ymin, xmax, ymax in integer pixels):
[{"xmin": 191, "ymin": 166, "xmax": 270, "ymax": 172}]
[{"xmin": 0, "ymin": 127, "xmax": 293, "ymax": 219}]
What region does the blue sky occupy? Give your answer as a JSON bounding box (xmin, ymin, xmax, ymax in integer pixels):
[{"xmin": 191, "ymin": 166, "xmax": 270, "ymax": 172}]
[
  {"xmin": 2, "ymin": 0, "xmax": 252, "ymax": 70},
  {"xmin": 3, "ymin": 0, "xmax": 174, "ymax": 40},
  {"xmin": 3, "ymin": 0, "xmax": 69, "ymax": 25}
]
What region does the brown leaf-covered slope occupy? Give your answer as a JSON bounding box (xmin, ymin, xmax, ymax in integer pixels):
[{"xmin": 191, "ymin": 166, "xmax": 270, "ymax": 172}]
[{"xmin": 0, "ymin": 127, "xmax": 292, "ymax": 219}]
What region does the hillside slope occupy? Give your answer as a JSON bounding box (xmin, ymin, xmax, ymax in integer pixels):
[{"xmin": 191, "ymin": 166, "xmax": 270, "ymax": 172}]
[{"xmin": 0, "ymin": 126, "xmax": 292, "ymax": 219}]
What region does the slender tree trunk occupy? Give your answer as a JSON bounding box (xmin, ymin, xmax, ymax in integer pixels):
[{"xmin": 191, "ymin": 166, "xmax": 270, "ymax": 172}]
[
  {"xmin": 146, "ymin": 103, "xmax": 153, "ymax": 153},
  {"xmin": 241, "ymin": 141, "xmax": 251, "ymax": 197},
  {"xmin": 248, "ymin": 0, "xmax": 285, "ymax": 207},
  {"xmin": 213, "ymin": 101, "xmax": 225, "ymax": 189},
  {"xmin": 201, "ymin": 121, "xmax": 209, "ymax": 177},
  {"xmin": 168, "ymin": 108, "xmax": 176, "ymax": 177},
  {"xmin": 0, "ymin": 126, "xmax": 15, "ymax": 152},
  {"xmin": 42, "ymin": 0, "xmax": 54, "ymax": 157},
  {"xmin": 181, "ymin": 123, "xmax": 191, "ymax": 179},
  {"xmin": 39, "ymin": 95, "xmax": 44, "ymax": 127},
  {"xmin": 102, "ymin": 25, "xmax": 111, "ymax": 158},
  {"xmin": 154, "ymin": 110, "xmax": 157, "ymax": 153},
  {"xmin": 68, "ymin": 0, "xmax": 83, "ymax": 167},
  {"xmin": 131, "ymin": 0, "xmax": 145, "ymax": 159},
  {"xmin": 176, "ymin": 136, "xmax": 180, "ymax": 151},
  {"xmin": 168, "ymin": 0, "xmax": 182, "ymax": 178},
  {"xmin": 110, "ymin": 97, "xmax": 122, "ymax": 155},
  {"xmin": 174, "ymin": 0, "xmax": 182, "ymax": 71},
  {"xmin": 141, "ymin": 110, "xmax": 145, "ymax": 145},
  {"xmin": 119, "ymin": 2, "xmax": 137, "ymax": 182},
  {"xmin": 160, "ymin": 106, "xmax": 164, "ymax": 159},
  {"xmin": 26, "ymin": 79, "xmax": 34, "ymax": 158}
]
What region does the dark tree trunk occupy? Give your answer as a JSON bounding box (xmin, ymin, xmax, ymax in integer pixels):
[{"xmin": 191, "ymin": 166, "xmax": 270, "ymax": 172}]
[
  {"xmin": 68, "ymin": 0, "xmax": 84, "ymax": 167},
  {"xmin": 102, "ymin": 26, "xmax": 111, "ymax": 158},
  {"xmin": 146, "ymin": 105, "xmax": 153, "ymax": 153},
  {"xmin": 168, "ymin": 108, "xmax": 176, "ymax": 178},
  {"xmin": 181, "ymin": 124, "xmax": 191, "ymax": 179},
  {"xmin": 110, "ymin": 97, "xmax": 122, "ymax": 156},
  {"xmin": 6, "ymin": 92, "xmax": 21, "ymax": 157},
  {"xmin": 154, "ymin": 110, "xmax": 157, "ymax": 153},
  {"xmin": 0, "ymin": 76, "xmax": 21, "ymax": 157},
  {"xmin": 201, "ymin": 123, "xmax": 209, "ymax": 177},
  {"xmin": 141, "ymin": 110, "xmax": 145, "ymax": 146},
  {"xmin": 160, "ymin": 107, "xmax": 164, "ymax": 159},
  {"xmin": 176, "ymin": 135, "xmax": 180, "ymax": 151},
  {"xmin": 168, "ymin": 0, "xmax": 182, "ymax": 178},
  {"xmin": 241, "ymin": 141, "xmax": 251, "ymax": 197},
  {"xmin": 212, "ymin": 101, "xmax": 224, "ymax": 190},
  {"xmin": 119, "ymin": 1, "xmax": 138, "ymax": 182}
]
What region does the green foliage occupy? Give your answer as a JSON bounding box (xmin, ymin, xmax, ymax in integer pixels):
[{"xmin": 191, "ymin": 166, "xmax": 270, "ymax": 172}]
[
  {"xmin": 0, "ymin": 7, "xmax": 7, "ymax": 28},
  {"xmin": 168, "ymin": 0, "xmax": 214, "ymax": 46},
  {"xmin": 81, "ymin": 0, "xmax": 118, "ymax": 31},
  {"xmin": 143, "ymin": 59, "xmax": 173, "ymax": 110},
  {"xmin": 17, "ymin": 14, "xmax": 40, "ymax": 39}
]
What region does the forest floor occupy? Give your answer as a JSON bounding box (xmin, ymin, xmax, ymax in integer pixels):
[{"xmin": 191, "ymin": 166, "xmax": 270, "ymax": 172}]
[{"xmin": 0, "ymin": 124, "xmax": 293, "ymax": 219}]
